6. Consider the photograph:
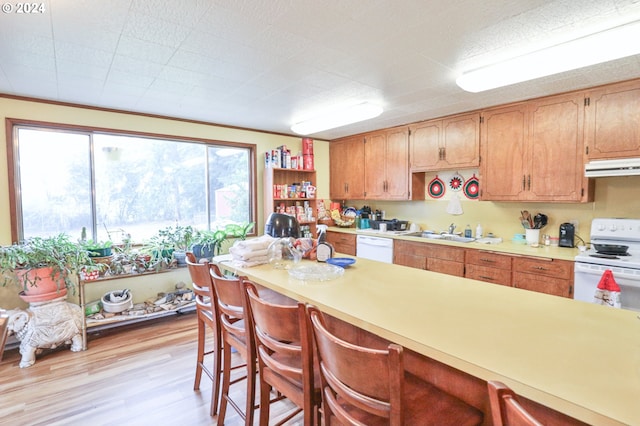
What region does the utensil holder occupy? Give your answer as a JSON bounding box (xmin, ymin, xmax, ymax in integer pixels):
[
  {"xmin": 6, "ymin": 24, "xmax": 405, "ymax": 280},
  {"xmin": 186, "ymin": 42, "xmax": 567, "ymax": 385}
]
[{"xmin": 525, "ymin": 229, "xmax": 540, "ymax": 245}]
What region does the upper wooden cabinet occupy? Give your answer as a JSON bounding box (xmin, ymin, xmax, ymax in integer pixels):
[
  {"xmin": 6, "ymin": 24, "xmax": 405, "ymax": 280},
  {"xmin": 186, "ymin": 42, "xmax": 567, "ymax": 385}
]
[
  {"xmin": 364, "ymin": 127, "xmax": 410, "ymax": 200},
  {"xmin": 410, "ymin": 112, "xmax": 480, "ymax": 171},
  {"xmin": 480, "ymin": 93, "xmax": 592, "ymax": 202},
  {"xmin": 330, "ymin": 135, "xmax": 365, "ymax": 200},
  {"xmin": 584, "ymin": 79, "xmax": 640, "ymax": 160}
]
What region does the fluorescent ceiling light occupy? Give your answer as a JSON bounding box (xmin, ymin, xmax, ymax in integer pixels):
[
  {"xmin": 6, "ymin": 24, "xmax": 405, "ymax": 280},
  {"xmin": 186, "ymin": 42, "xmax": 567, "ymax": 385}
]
[
  {"xmin": 456, "ymin": 20, "xmax": 640, "ymax": 93},
  {"xmin": 291, "ymin": 102, "xmax": 383, "ymax": 135}
]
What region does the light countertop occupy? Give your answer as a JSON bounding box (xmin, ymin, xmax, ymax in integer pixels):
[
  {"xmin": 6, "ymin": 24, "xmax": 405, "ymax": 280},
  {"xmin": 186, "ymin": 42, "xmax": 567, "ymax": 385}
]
[
  {"xmin": 215, "ymin": 255, "xmax": 640, "ymax": 426},
  {"xmin": 329, "ymin": 226, "xmax": 579, "ymax": 261}
]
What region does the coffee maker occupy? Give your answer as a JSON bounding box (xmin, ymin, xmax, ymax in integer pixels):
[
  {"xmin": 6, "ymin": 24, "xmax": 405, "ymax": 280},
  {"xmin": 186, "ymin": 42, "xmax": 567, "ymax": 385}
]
[{"xmin": 559, "ymin": 223, "xmax": 575, "ymax": 248}]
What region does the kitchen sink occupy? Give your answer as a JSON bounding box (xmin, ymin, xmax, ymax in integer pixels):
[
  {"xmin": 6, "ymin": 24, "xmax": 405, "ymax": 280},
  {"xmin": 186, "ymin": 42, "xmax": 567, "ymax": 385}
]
[{"xmin": 409, "ymin": 232, "xmax": 476, "ymax": 243}]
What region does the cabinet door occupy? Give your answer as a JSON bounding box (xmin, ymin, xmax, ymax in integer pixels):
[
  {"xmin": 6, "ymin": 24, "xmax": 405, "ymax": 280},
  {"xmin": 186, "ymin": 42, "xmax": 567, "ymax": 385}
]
[
  {"xmin": 585, "ymin": 79, "xmax": 640, "ymax": 160},
  {"xmin": 330, "ymin": 137, "xmax": 365, "ymax": 200},
  {"xmin": 528, "ymin": 94, "xmax": 589, "ymax": 202},
  {"xmin": 466, "ymin": 264, "xmax": 511, "ymax": 286},
  {"xmin": 326, "ymin": 231, "xmax": 356, "ymax": 256},
  {"xmin": 480, "ymin": 104, "xmax": 528, "ymax": 200},
  {"xmin": 513, "ymin": 272, "xmax": 573, "ymax": 298},
  {"xmin": 384, "ymin": 127, "xmax": 409, "ymax": 199},
  {"xmin": 410, "ymin": 120, "xmax": 441, "ymax": 171},
  {"xmin": 364, "ymin": 132, "xmax": 387, "ymax": 199},
  {"xmin": 393, "ymin": 240, "xmax": 428, "ymax": 269},
  {"xmin": 441, "ymin": 112, "xmax": 480, "ymax": 169}
]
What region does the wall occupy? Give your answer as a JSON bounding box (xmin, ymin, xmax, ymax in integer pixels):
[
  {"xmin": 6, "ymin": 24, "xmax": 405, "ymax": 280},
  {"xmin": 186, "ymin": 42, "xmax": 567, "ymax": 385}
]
[
  {"xmin": 0, "ymin": 96, "xmax": 329, "ymax": 309},
  {"xmin": 351, "ymin": 171, "xmax": 640, "ymax": 243}
]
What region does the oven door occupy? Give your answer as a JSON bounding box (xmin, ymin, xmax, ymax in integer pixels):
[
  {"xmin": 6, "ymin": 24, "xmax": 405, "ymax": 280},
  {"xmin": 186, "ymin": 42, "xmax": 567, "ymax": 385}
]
[{"xmin": 574, "ymin": 262, "xmax": 640, "ymax": 312}]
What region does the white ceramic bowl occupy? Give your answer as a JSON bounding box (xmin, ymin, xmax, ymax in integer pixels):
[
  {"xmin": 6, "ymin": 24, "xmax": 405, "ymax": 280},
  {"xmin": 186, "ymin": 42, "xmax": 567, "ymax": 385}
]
[{"xmin": 101, "ymin": 290, "xmax": 133, "ymax": 313}]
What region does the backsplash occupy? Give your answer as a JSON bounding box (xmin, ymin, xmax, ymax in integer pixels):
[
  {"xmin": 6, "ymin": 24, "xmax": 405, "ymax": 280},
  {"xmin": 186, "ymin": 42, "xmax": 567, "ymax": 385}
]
[{"xmin": 339, "ymin": 176, "xmax": 640, "ymax": 243}]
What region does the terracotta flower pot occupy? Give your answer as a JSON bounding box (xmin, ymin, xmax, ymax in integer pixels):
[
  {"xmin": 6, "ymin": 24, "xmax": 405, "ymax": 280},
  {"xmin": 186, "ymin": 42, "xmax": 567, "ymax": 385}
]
[{"xmin": 17, "ymin": 267, "xmax": 68, "ymax": 303}]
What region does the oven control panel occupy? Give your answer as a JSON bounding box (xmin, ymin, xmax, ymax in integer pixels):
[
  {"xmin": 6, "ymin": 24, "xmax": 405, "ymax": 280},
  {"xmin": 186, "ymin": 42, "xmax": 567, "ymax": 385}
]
[{"xmin": 591, "ymin": 218, "xmax": 640, "ymax": 242}]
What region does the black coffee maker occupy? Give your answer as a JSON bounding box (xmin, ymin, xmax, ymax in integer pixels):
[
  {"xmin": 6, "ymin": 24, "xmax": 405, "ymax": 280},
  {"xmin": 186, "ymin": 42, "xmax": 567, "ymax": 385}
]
[
  {"xmin": 559, "ymin": 223, "xmax": 575, "ymax": 248},
  {"xmin": 264, "ymin": 213, "xmax": 300, "ymax": 238}
]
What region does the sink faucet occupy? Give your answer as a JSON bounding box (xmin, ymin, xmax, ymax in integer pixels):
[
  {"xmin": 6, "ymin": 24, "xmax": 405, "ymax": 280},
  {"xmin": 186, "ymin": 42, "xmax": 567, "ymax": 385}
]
[{"xmin": 448, "ymin": 223, "xmax": 456, "ymax": 234}]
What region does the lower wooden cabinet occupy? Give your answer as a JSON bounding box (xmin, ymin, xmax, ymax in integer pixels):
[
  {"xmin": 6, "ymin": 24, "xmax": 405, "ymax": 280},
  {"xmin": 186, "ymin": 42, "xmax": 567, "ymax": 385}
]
[
  {"xmin": 326, "ymin": 231, "xmax": 356, "ymax": 256},
  {"xmin": 394, "ymin": 240, "xmax": 464, "ymax": 276},
  {"xmin": 465, "ymin": 250, "xmax": 512, "ymax": 286},
  {"xmin": 512, "ymin": 257, "xmax": 574, "ymax": 298},
  {"xmin": 393, "ymin": 238, "xmax": 574, "ymax": 298}
]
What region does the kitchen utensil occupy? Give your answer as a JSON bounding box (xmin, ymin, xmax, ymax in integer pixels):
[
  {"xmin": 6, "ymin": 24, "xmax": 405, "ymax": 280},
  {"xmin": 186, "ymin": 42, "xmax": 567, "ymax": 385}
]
[
  {"xmin": 534, "ymin": 213, "xmax": 548, "ymax": 229},
  {"xmin": 522, "ymin": 211, "xmax": 533, "ymax": 228},
  {"xmin": 593, "ymin": 244, "xmax": 629, "ymax": 255}
]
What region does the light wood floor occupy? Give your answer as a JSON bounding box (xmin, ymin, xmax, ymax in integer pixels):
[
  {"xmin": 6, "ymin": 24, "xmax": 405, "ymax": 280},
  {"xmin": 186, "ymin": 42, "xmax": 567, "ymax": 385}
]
[{"xmin": 0, "ymin": 312, "xmax": 303, "ymax": 426}]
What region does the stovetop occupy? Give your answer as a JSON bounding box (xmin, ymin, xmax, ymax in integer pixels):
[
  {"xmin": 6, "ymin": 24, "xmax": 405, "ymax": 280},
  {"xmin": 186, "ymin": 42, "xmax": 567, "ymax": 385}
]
[{"xmin": 575, "ymin": 218, "xmax": 640, "ymax": 269}]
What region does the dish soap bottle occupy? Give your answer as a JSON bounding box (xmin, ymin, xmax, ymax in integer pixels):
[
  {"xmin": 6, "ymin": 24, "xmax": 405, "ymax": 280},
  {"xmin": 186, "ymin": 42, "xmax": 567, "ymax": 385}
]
[
  {"xmin": 316, "ymin": 228, "xmax": 334, "ymax": 262},
  {"xmin": 475, "ymin": 223, "xmax": 483, "ymax": 239},
  {"xmin": 464, "ymin": 224, "xmax": 472, "ymax": 238}
]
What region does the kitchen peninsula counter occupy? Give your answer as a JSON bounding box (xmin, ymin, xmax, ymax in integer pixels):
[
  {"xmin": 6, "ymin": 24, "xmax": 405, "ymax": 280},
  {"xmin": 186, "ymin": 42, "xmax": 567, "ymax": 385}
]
[{"xmin": 215, "ymin": 255, "xmax": 639, "ymax": 426}]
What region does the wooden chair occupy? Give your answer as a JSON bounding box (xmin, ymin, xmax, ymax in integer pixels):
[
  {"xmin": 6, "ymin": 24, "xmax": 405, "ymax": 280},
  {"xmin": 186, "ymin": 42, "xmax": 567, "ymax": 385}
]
[
  {"xmin": 306, "ymin": 305, "xmax": 484, "ymax": 426},
  {"xmin": 185, "ymin": 252, "xmax": 222, "ymax": 417},
  {"xmin": 488, "ymin": 380, "xmax": 543, "ymax": 426},
  {"xmin": 243, "ymin": 278, "xmax": 320, "ymax": 426},
  {"xmin": 210, "ymin": 267, "xmax": 257, "ymax": 426}
]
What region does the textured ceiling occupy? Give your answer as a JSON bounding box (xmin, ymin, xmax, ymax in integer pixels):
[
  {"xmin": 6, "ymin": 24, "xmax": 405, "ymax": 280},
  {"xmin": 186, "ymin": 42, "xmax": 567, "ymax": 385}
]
[{"xmin": 1, "ymin": 0, "xmax": 639, "ymax": 140}]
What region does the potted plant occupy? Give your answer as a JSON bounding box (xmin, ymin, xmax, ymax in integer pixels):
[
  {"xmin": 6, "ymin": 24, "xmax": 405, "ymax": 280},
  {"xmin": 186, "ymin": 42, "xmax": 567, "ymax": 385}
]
[
  {"xmin": 152, "ymin": 224, "xmax": 195, "ymax": 265},
  {"xmin": 192, "ymin": 222, "xmax": 255, "ymax": 259},
  {"xmin": 0, "ymin": 233, "xmax": 94, "ymax": 302}
]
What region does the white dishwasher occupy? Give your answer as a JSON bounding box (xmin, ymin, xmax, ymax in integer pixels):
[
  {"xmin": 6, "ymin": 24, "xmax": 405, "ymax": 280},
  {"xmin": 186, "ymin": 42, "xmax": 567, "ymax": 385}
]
[{"xmin": 356, "ymin": 235, "xmax": 394, "ymax": 264}]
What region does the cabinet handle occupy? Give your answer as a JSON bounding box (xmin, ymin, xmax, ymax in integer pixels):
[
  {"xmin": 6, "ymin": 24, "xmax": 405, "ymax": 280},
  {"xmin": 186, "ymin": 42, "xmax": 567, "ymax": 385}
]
[
  {"xmin": 522, "ymin": 175, "xmax": 526, "ymax": 190},
  {"xmin": 480, "ymin": 258, "xmax": 495, "ymax": 263},
  {"xmin": 534, "ymin": 266, "xmax": 549, "ymax": 271},
  {"xmin": 479, "ymin": 275, "xmax": 495, "ymax": 281},
  {"xmin": 527, "ymin": 175, "xmax": 531, "ymax": 190},
  {"xmin": 442, "ymin": 147, "xmax": 446, "ymax": 161}
]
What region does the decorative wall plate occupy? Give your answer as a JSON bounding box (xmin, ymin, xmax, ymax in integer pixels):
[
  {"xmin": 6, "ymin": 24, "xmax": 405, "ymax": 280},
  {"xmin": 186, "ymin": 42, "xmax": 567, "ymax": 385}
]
[
  {"xmin": 428, "ymin": 175, "xmax": 445, "ymax": 198},
  {"xmin": 463, "ymin": 174, "xmax": 480, "ymax": 199},
  {"xmin": 449, "ymin": 172, "xmax": 464, "ymax": 192}
]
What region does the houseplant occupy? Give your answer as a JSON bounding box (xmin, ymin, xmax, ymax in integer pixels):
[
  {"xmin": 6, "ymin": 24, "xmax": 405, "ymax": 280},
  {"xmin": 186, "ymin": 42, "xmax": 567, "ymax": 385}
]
[
  {"xmin": 191, "ymin": 222, "xmax": 255, "ymax": 260},
  {"xmin": 0, "ymin": 233, "xmax": 94, "ymax": 302}
]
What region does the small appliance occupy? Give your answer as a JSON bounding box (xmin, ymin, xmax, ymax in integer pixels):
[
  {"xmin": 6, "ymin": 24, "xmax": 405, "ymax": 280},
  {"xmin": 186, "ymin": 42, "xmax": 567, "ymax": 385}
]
[
  {"xmin": 559, "ymin": 223, "xmax": 575, "ymax": 248},
  {"xmin": 264, "ymin": 213, "xmax": 300, "ymax": 238}
]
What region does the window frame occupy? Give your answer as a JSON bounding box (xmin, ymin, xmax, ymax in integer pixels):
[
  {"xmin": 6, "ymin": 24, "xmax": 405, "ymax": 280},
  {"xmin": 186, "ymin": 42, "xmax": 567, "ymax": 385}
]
[{"xmin": 5, "ymin": 118, "xmax": 258, "ymax": 243}]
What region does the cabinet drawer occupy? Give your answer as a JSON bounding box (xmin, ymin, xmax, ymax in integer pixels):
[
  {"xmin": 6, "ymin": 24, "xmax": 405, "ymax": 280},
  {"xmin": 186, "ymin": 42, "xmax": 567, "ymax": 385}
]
[
  {"xmin": 513, "ymin": 272, "xmax": 573, "ymax": 298},
  {"xmin": 426, "ymin": 245, "xmax": 464, "ymax": 262},
  {"xmin": 512, "ymin": 257, "xmax": 572, "ymax": 280},
  {"xmin": 427, "ymin": 259, "xmax": 464, "ymax": 277},
  {"xmin": 396, "ymin": 240, "xmax": 430, "ymax": 257},
  {"xmin": 394, "ymin": 252, "xmax": 426, "ymax": 269},
  {"xmin": 465, "ymin": 250, "xmax": 512, "ymax": 270},
  {"xmin": 465, "ymin": 264, "xmax": 511, "ymax": 286}
]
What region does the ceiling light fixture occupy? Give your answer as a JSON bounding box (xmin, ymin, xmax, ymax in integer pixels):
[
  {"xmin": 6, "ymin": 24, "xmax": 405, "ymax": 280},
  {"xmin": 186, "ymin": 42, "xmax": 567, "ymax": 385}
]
[
  {"xmin": 456, "ymin": 20, "xmax": 640, "ymax": 93},
  {"xmin": 291, "ymin": 102, "xmax": 383, "ymax": 135}
]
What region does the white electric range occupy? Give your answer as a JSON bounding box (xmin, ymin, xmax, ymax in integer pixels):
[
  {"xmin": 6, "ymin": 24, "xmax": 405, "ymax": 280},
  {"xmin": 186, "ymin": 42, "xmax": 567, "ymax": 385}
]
[{"xmin": 574, "ymin": 218, "xmax": 640, "ymax": 311}]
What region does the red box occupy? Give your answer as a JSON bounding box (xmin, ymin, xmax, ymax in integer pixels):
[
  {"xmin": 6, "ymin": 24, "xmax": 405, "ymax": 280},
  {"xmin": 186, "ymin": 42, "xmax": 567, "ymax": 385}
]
[
  {"xmin": 303, "ymin": 154, "xmax": 314, "ymax": 170},
  {"xmin": 302, "ymin": 138, "xmax": 314, "ymax": 155}
]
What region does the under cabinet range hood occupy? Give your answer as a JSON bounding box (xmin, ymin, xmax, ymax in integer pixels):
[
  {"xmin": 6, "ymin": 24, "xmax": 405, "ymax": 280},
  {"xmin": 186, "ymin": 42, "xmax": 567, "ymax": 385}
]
[{"xmin": 585, "ymin": 158, "xmax": 640, "ymax": 177}]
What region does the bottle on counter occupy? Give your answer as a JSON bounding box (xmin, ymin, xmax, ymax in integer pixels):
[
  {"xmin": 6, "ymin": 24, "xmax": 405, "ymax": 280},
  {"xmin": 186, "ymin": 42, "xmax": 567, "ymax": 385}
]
[
  {"xmin": 475, "ymin": 223, "xmax": 483, "ymax": 239},
  {"xmin": 465, "ymin": 224, "xmax": 472, "ymax": 238}
]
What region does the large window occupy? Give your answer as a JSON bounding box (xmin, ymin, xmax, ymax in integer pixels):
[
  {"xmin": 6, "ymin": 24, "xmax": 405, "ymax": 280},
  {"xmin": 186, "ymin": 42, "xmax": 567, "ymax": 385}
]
[{"xmin": 8, "ymin": 121, "xmax": 256, "ymax": 244}]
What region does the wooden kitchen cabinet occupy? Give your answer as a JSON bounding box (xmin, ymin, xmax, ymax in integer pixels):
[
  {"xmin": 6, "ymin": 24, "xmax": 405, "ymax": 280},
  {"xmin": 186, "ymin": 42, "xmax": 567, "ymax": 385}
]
[
  {"xmin": 326, "ymin": 231, "xmax": 356, "ymax": 256},
  {"xmin": 512, "ymin": 256, "xmax": 574, "ymax": 298},
  {"xmin": 465, "ymin": 250, "xmax": 512, "ymax": 286},
  {"xmin": 330, "ymin": 136, "xmax": 365, "ymax": 200},
  {"xmin": 584, "ymin": 79, "xmax": 640, "ymax": 160},
  {"xmin": 364, "ymin": 126, "xmax": 410, "ymax": 200},
  {"xmin": 393, "ymin": 240, "xmax": 429, "ymax": 269},
  {"xmin": 480, "ymin": 93, "xmax": 592, "ymax": 202},
  {"xmin": 394, "ymin": 240, "xmax": 463, "ymax": 276},
  {"xmin": 410, "ymin": 112, "xmax": 480, "ymax": 171}
]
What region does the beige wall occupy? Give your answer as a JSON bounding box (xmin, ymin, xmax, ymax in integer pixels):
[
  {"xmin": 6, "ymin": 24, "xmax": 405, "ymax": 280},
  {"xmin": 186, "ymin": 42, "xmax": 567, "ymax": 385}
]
[{"xmin": 0, "ymin": 96, "xmax": 329, "ymax": 308}]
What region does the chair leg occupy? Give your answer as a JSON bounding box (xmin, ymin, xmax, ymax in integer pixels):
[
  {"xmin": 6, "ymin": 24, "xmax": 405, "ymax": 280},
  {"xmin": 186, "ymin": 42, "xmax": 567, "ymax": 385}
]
[
  {"xmin": 193, "ymin": 319, "xmax": 205, "ymax": 390},
  {"xmin": 210, "ymin": 332, "xmax": 222, "ymax": 416},
  {"xmin": 245, "ymin": 357, "xmax": 256, "ymax": 426},
  {"xmin": 217, "ymin": 343, "xmax": 232, "ymax": 426},
  {"xmin": 259, "ymin": 377, "xmax": 271, "ymax": 426}
]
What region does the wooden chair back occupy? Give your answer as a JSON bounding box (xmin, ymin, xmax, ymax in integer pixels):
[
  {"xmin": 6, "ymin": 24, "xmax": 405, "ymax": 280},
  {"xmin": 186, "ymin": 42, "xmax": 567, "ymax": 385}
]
[
  {"xmin": 243, "ymin": 279, "xmax": 318, "ymax": 425},
  {"xmin": 307, "ymin": 305, "xmax": 403, "ymax": 425},
  {"xmin": 488, "ymin": 381, "xmax": 543, "ymax": 426},
  {"xmin": 209, "ymin": 267, "xmax": 251, "ymax": 356},
  {"xmin": 186, "ymin": 252, "xmax": 219, "ymax": 319}
]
